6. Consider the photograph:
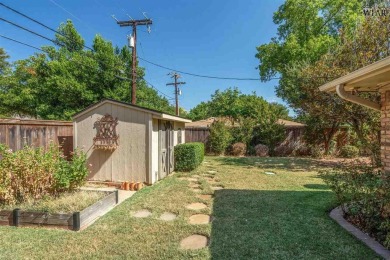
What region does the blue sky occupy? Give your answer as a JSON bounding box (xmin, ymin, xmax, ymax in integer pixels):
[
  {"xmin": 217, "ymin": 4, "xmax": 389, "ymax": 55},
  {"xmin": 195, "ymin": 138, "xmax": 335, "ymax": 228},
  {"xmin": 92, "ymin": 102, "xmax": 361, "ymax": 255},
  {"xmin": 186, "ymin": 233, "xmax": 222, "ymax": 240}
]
[{"xmin": 0, "ymin": 0, "xmax": 288, "ymax": 113}]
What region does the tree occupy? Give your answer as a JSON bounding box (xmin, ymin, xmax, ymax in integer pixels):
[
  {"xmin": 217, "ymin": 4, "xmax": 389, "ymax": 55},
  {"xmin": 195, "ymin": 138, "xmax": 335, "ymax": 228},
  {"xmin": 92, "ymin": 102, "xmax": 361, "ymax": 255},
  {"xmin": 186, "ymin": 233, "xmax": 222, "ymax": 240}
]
[
  {"xmin": 188, "ymin": 87, "xmax": 290, "ymax": 122},
  {"xmin": 0, "ymin": 21, "xmax": 176, "ymax": 120},
  {"xmin": 0, "ymin": 48, "xmax": 9, "ymax": 75},
  {"xmin": 256, "ymin": 0, "xmax": 363, "ymax": 106}
]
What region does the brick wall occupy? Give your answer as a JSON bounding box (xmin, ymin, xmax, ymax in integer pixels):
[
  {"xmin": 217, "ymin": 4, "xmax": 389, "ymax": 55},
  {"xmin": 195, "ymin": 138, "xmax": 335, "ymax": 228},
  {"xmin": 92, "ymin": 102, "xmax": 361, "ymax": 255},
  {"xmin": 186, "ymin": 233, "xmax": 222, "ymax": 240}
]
[{"xmin": 381, "ymin": 91, "xmax": 390, "ymax": 172}]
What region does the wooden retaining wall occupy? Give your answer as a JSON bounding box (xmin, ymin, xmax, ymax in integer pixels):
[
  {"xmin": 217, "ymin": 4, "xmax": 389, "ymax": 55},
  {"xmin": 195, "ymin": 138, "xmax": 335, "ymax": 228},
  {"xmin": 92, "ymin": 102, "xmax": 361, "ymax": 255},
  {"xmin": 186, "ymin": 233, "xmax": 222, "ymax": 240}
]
[
  {"xmin": 0, "ymin": 118, "xmax": 73, "ymax": 158},
  {"xmin": 0, "ymin": 190, "xmax": 118, "ymax": 231}
]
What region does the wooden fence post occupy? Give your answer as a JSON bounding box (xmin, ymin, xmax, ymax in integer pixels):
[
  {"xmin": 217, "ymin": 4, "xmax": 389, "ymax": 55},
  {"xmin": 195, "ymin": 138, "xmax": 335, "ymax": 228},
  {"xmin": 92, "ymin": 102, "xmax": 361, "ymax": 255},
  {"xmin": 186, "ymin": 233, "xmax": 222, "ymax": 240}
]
[
  {"xmin": 73, "ymin": 212, "xmax": 80, "ymax": 231},
  {"xmin": 13, "ymin": 208, "xmax": 20, "ymax": 227}
]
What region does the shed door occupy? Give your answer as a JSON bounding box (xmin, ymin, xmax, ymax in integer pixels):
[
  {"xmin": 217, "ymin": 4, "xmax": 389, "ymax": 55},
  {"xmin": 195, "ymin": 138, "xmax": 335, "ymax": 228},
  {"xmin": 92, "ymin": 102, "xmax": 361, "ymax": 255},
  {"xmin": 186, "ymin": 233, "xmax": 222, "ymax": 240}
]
[{"xmin": 159, "ymin": 120, "xmax": 174, "ymax": 180}]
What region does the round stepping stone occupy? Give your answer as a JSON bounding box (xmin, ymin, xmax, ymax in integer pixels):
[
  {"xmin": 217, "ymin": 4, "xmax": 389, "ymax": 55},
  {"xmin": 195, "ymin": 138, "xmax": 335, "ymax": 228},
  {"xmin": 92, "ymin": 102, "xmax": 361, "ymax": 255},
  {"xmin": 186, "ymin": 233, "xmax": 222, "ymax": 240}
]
[
  {"xmin": 192, "ymin": 175, "xmax": 200, "ymax": 178},
  {"xmin": 207, "ymin": 171, "xmax": 217, "ymax": 173},
  {"xmin": 211, "ymin": 186, "xmax": 223, "ymax": 191},
  {"xmin": 180, "ymin": 235, "xmax": 209, "ymax": 250},
  {"xmin": 191, "ymin": 188, "xmax": 202, "ymax": 193},
  {"xmin": 132, "ymin": 209, "xmax": 152, "ymax": 218},
  {"xmin": 197, "ymin": 194, "xmax": 213, "ymax": 200},
  {"xmin": 186, "ymin": 202, "xmax": 207, "ymax": 210},
  {"xmin": 189, "ymin": 214, "xmax": 212, "ymax": 224},
  {"xmin": 159, "ymin": 212, "xmax": 177, "ymax": 221},
  {"xmin": 187, "ymin": 178, "xmax": 198, "ymax": 182},
  {"xmin": 188, "ymin": 183, "xmax": 200, "ymax": 188}
]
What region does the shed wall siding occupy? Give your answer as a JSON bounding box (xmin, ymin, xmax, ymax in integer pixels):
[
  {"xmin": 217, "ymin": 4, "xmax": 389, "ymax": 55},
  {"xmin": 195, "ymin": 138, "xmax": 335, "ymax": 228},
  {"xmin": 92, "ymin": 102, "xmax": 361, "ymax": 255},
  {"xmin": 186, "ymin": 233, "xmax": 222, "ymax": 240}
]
[
  {"xmin": 174, "ymin": 122, "xmax": 186, "ymax": 145},
  {"xmin": 151, "ymin": 119, "xmax": 159, "ymax": 184},
  {"xmin": 75, "ymin": 102, "xmax": 149, "ymax": 182}
]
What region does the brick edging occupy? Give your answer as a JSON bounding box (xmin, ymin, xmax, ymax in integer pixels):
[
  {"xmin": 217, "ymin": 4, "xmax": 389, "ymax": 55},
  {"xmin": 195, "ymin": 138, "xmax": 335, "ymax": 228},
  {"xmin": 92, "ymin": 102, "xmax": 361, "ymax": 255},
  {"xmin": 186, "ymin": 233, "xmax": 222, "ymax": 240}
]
[{"xmin": 330, "ymin": 206, "xmax": 390, "ymax": 259}]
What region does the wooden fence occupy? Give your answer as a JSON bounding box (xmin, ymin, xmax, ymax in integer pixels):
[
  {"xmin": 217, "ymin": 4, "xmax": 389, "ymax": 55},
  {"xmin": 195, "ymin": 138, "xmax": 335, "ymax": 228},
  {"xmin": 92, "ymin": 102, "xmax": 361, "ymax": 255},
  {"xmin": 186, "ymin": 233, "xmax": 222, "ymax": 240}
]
[
  {"xmin": 185, "ymin": 127, "xmax": 305, "ymax": 144},
  {"xmin": 185, "ymin": 127, "xmax": 210, "ymax": 143},
  {"xmin": 0, "ymin": 119, "xmax": 73, "ymax": 158}
]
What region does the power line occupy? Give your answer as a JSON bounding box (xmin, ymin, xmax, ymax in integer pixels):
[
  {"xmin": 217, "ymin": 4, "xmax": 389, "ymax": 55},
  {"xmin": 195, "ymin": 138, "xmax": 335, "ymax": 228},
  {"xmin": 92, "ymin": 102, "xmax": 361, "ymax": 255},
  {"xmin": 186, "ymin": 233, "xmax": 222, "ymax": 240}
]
[
  {"xmin": 0, "ymin": 17, "xmax": 61, "ymax": 46},
  {"xmin": 0, "ymin": 34, "xmax": 43, "ymax": 51},
  {"xmin": 137, "ymin": 56, "xmax": 264, "ymax": 81},
  {"xmin": 0, "ymin": 2, "xmax": 94, "ymax": 51},
  {"xmin": 0, "ymin": 35, "xmax": 174, "ymax": 101},
  {"xmin": 0, "ymin": 5, "xmax": 334, "ymax": 84},
  {"xmin": 47, "ymin": 0, "xmax": 96, "ymax": 32}
]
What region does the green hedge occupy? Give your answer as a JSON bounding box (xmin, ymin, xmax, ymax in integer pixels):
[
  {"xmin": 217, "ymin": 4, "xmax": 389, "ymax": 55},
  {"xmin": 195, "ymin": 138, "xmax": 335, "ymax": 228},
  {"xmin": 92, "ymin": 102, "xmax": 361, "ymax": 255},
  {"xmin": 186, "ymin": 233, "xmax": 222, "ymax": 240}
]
[{"xmin": 174, "ymin": 142, "xmax": 204, "ymax": 171}]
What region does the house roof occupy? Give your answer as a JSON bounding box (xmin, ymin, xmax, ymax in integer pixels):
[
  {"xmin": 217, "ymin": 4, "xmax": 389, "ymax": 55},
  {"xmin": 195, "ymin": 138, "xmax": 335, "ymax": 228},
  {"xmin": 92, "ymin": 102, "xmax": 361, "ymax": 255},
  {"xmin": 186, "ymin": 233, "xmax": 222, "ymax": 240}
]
[
  {"xmin": 73, "ymin": 99, "xmax": 192, "ymax": 123},
  {"xmin": 276, "ymin": 119, "xmax": 306, "ymax": 128},
  {"xmin": 319, "ymin": 56, "xmax": 390, "ymax": 92},
  {"xmin": 185, "ymin": 117, "xmax": 305, "ymax": 128}
]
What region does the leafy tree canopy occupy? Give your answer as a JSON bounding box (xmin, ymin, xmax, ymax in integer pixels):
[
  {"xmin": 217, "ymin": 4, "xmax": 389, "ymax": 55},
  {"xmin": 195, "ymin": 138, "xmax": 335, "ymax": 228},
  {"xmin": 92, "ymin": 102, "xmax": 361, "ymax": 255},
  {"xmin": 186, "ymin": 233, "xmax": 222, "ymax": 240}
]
[
  {"xmin": 256, "ymin": 0, "xmax": 363, "ymax": 105},
  {"xmin": 0, "ymin": 20, "xmax": 176, "ymax": 120},
  {"xmin": 188, "ymin": 87, "xmax": 290, "ymax": 122},
  {"xmin": 0, "ymin": 48, "xmax": 9, "ymax": 75}
]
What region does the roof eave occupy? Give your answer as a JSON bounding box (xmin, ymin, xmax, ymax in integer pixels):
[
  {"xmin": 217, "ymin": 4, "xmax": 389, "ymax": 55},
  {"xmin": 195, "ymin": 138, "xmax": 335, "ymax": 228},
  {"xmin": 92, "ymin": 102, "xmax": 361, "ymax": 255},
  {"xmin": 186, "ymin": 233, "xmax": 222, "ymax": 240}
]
[{"xmin": 319, "ymin": 56, "xmax": 390, "ymax": 92}]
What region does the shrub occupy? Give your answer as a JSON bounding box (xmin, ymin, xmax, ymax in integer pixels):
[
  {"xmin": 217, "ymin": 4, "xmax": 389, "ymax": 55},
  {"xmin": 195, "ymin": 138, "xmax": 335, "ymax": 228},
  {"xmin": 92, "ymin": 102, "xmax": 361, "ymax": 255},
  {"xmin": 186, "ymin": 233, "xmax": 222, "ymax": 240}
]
[
  {"xmin": 320, "ymin": 163, "xmax": 390, "ymax": 248},
  {"xmin": 310, "ymin": 145, "xmax": 324, "ymax": 158},
  {"xmin": 339, "ymin": 145, "xmax": 359, "ymax": 158},
  {"xmin": 274, "ymin": 144, "xmax": 294, "ymax": 157},
  {"xmin": 250, "ymin": 117, "xmax": 285, "ymax": 156},
  {"xmin": 254, "ymin": 144, "xmax": 269, "ymax": 157},
  {"xmin": 0, "ymin": 143, "xmax": 89, "ymax": 205},
  {"xmin": 231, "ymin": 142, "xmax": 246, "ymax": 156},
  {"xmin": 208, "ymin": 120, "xmax": 232, "ymax": 155},
  {"xmin": 174, "ymin": 142, "xmax": 204, "ymax": 171},
  {"xmin": 293, "ymin": 143, "xmax": 311, "ymax": 156}
]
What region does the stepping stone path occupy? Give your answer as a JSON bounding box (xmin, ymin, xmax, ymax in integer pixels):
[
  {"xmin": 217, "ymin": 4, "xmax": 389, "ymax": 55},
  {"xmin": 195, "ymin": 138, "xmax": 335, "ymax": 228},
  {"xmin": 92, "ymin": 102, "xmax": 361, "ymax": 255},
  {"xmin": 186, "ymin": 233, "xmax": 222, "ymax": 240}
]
[
  {"xmin": 188, "ymin": 183, "xmax": 200, "ymax": 188},
  {"xmin": 186, "ymin": 202, "xmax": 207, "ymax": 210},
  {"xmin": 189, "ymin": 214, "xmax": 212, "ymax": 225},
  {"xmin": 191, "ymin": 188, "xmax": 202, "ymax": 193},
  {"xmin": 211, "ymin": 186, "xmax": 223, "ymax": 191},
  {"xmin": 180, "ymin": 235, "xmax": 209, "ymax": 250},
  {"xmin": 197, "ymin": 194, "xmax": 213, "ymax": 200},
  {"xmin": 132, "ymin": 209, "xmax": 152, "ymax": 218},
  {"xmin": 159, "ymin": 212, "xmax": 177, "ymax": 221}
]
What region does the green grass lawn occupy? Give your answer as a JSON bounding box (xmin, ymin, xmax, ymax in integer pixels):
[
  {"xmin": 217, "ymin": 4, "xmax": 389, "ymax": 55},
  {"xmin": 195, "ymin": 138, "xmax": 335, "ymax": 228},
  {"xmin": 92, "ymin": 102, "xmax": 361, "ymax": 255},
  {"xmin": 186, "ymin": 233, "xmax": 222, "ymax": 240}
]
[{"xmin": 0, "ymin": 156, "xmax": 381, "ymax": 259}]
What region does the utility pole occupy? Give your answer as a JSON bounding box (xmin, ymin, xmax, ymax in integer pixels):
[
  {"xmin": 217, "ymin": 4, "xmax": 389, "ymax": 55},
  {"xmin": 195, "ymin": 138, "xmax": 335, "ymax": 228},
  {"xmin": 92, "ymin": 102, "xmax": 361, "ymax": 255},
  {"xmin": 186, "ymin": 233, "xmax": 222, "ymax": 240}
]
[
  {"xmin": 114, "ymin": 16, "xmax": 152, "ymax": 104},
  {"xmin": 166, "ymin": 72, "xmax": 186, "ymax": 116}
]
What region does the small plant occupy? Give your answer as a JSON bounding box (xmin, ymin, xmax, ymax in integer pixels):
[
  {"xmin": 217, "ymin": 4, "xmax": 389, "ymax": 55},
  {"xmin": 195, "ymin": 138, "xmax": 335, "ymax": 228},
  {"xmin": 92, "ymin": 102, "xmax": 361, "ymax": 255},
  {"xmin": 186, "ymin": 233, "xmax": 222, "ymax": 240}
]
[
  {"xmin": 320, "ymin": 163, "xmax": 390, "ymax": 249},
  {"xmin": 254, "ymin": 144, "xmax": 269, "ymax": 157},
  {"xmin": 174, "ymin": 142, "xmax": 204, "ymax": 171},
  {"xmin": 0, "ymin": 143, "xmax": 89, "ymax": 205},
  {"xmin": 339, "ymin": 145, "xmax": 359, "ymax": 158},
  {"xmin": 208, "ymin": 120, "xmax": 232, "ymax": 155},
  {"xmin": 310, "ymin": 145, "xmax": 324, "ymax": 158},
  {"xmin": 231, "ymin": 142, "xmax": 246, "ymax": 156}
]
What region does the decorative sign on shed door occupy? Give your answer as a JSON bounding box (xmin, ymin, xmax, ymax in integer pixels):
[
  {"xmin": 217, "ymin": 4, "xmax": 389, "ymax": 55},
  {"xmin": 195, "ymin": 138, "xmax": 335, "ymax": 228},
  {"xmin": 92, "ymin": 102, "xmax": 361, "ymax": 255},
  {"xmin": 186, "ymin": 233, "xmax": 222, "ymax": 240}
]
[{"xmin": 93, "ymin": 114, "xmax": 119, "ymax": 151}]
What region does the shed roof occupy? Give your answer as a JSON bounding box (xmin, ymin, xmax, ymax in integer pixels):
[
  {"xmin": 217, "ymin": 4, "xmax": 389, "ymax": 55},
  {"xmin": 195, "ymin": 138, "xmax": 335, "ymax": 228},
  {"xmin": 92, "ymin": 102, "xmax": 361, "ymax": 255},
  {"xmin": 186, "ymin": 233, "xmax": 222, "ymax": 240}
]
[
  {"xmin": 73, "ymin": 99, "xmax": 191, "ymax": 123},
  {"xmin": 319, "ymin": 56, "xmax": 390, "ymax": 92},
  {"xmin": 185, "ymin": 117, "xmax": 305, "ymax": 128}
]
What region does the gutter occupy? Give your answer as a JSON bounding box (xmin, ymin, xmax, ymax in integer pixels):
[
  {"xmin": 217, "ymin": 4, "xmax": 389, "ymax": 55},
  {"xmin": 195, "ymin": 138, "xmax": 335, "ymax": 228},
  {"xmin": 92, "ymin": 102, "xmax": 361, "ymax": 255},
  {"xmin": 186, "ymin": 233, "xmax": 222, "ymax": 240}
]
[{"xmin": 335, "ymin": 84, "xmax": 380, "ymax": 112}]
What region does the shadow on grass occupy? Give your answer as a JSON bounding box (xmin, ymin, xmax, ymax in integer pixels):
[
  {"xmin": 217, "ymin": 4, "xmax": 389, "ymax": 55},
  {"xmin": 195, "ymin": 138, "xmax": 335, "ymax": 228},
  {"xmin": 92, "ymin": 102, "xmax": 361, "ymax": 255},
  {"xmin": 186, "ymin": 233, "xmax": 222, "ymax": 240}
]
[
  {"xmin": 210, "ymin": 189, "xmax": 378, "ymax": 259},
  {"xmin": 303, "ymin": 184, "xmax": 329, "ymax": 190},
  {"xmin": 213, "ymin": 157, "xmax": 336, "ymax": 172}
]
